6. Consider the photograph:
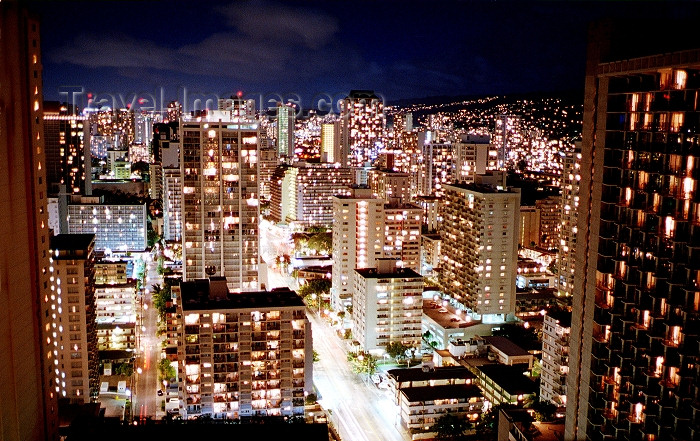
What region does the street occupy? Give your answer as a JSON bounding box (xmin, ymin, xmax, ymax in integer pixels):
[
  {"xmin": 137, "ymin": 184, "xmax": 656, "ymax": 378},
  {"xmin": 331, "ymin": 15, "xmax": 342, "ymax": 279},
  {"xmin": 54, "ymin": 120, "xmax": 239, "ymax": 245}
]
[
  {"xmin": 132, "ymin": 256, "xmax": 162, "ymax": 421},
  {"xmin": 310, "ymin": 311, "xmax": 409, "ymax": 441}
]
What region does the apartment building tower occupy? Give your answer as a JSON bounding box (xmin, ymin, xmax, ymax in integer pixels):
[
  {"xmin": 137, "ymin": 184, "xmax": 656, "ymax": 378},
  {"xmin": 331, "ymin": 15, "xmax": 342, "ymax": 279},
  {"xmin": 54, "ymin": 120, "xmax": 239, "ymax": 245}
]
[
  {"xmin": 49, "ymin": 234, "xmax": 99, "ymax": 403},
  {"xmin": 566, "ymin": 26, "xmax": 700, "ymax": 441},
  {"xmin": 339, "ymin": 90, "xmax": 385, "ymax": 167},
  {"xmin": 555, "ymin": 147, "xmax": 581, "ymax": 298},
  {"xmin": 277, "ymin": 103, "xmax": 295, "ymax": 158},
  {"xmin": 177, "ymin": 279, "xmax": 311, "ymax": 419},
  {"xmin": 181, "ymin": 100, "xmax": 260, "ymax": 292},
  {"xmin": 439, "ymin": 180, "xmax": 520, "ymax": 322},
  {"xmin": 0, "ymin": 3, "xmax": 58, "ymax": 438},
  {"xmin": 540, "ymin": 310, "xmax": 571, "ymax": 407},
  {"xmin": 352, "ymin": 259, "xmax": 423, "ymax": 354}
]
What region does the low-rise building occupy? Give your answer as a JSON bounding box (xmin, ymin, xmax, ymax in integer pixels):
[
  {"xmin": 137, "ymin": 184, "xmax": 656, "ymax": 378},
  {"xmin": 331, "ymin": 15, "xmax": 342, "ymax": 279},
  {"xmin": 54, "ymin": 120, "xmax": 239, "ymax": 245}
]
[
  {"xmin": 96, "ymin": 322, "xmax": 136, "ymax": 351},
  {"xmin": 400, "ymin": 385, "xmax": 484, "ymax": 438},
  {"xmin": 95, "ymin": 282, "xmax": 137, "ymax": 324},
  {"xmin": 472, "ymin": 363, "xmax": 537, "ymax": 407},
  {"xmin": 482, "ymin": 336, "xmax": 534, "ymax": 369},
  {"xmin": 421, "ymin": 300, "xmax": 493, "ymax": 349}
]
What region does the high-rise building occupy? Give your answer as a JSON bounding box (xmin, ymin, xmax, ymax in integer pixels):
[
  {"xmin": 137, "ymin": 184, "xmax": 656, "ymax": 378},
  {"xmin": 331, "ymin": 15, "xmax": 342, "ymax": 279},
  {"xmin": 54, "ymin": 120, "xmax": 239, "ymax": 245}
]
[
  {"xmin": 453, "ymin": 134, "xmax": 491, "ymax": 184},
  {"xmin": 0, "ymin": 3, "xmax": 58, "ymax": 438},
  {"xmin": 566, "ymin": 28, "xmax": 700, "ymax": 441},
  {"xmin": 536, "ymin": 195, "xmax": 560, "ymax": 250},
  {"xmin": 555, "ymin": 147, "xmax": 581, "ymax": 298},
  {"xmin": 493, "ymin": 114, "xmax": 522, "ymax": 174},
  {"xmin": 177, "ymin": 279, "xmax": 311, "ymax": 419},
  {"xmin": 439, "ymin": 180, "xmax": 520, "ymax": 322},
  {"xmin": 540, "ymin": 310, "xmax": 571, "ymax": 407},
  {"xmin": 352, "ymin": 259, "xmax": 423, "ymax": 354},
  {"xmin": 49, "ymin": 234, "xmax": 99, "ymax": 403},
  {"xmin": 321, "ymin": 121, "xmax": 340, "ymax": 163},
  {"xmin": 419, "ymin": 142, "xmax": 453, "ymax": 197},
  {"xmin": 43, "ymin": 101, "xmax": 91, "ymax": 196},
  {"xmin": 368, "ymin": 169, "xmax": 412, "ymax": 203},
  {"xmin": 258, "ymin": 137, "xmax": 278, "ymax": 200},
  {"xmin": 56, "ymin": 193, "xmax": 148, "ymax": 252},
  {"xmin": 181, "ymin": 100, "xmax": 260, "ymax": 292},
  {"xmin": 383, "ymin": 200, "xmax": 422, "ymax": 273},
  {"xmin": 277, "ymin": 103, "xmax": 295, "ymax": 158},
  {"xmin": 339, "ymin": 90, "xmax": 385, "ymax": 167},
  {"xmin": 331, "ymin": 187, "xmax": 385, "ymax": 308},
  {"xmin": 163, "ymin": 168, "xmax": 182, "ymax": 242},
  {"xmin": 269, "ymin": 163, "xmax": 353, "ymax": 227}
]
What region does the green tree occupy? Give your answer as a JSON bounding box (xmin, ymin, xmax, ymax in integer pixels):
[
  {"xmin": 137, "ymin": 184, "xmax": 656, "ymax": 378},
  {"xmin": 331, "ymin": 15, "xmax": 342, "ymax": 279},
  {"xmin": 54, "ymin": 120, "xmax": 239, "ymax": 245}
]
[
  {"xmin": 385, "ymin": 341, "xmax": 411, "ymax": 360},
  {"xmin": 430, "ymin": 413, "xmax": 471, "ymax": 440},
  {"xmin": 307, "ymin": 232, "xmax": 332, "ymax": 254},
  {"xmin": 312, "ymin": 350, "xmax": 320, "ymax": 363},
  {"xmin": 350, "ymin": 352, "xmax": 377, "ymax": 376},
  {"xmin": 151, "ymin": 283, "xmax": 172, "ymax": 320},
  {"xmin": 298, "ymin": 278, "xmax": 331, "ymax": 297},
  {"xmin": 157, "ymin": 358, "xmax": 176, "ymax": 382},
  {"xmin": 530, "ymin": 400, "xmax": 557, "ymax": 422}
]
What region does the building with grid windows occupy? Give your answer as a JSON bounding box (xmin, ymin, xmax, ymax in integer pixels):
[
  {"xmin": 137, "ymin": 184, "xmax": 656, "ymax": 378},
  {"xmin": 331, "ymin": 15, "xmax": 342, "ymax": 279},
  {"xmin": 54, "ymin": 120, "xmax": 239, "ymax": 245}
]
[
  {"xmin": 269, "ymin": 163, "xmax": 353, "ymax": 227},
  {"xmin": 566, "ymin": 29, "xmax": 700, "ymax": 441},
  {"xmin": 555, "ymin": 147, "xmax": 581, "ymax": 298},
  {"xmin": 339, "ymin": 90, "xmax": 385, "ymax": 167},
  {"xmin": 49, "ymin": 234, "xmax": 99, "ymax": 404},
  {"xmin": 439, "ymin": 180, "xmax": 520, "ymax": 322},
  {"xmin": 540, "ymin": 310, "xmax": 571, "ymax": 407},
  {"xmin": 59, "ymin": 193, "xmax": 147, "ymax": 251},
  {"xmin": 352, "ymin": 259, "xmax": 423, "ymax": 354},
  {"xmin": 181, "ymin": 100, "xmax": 260, "ymax": 292},
  {"xmin": 177, "ymin": 279, "xmax": 311, "ymax": 419},
  {"xmin": 276, "ymin": 103, "xmax": 295, "ymax": 158}
]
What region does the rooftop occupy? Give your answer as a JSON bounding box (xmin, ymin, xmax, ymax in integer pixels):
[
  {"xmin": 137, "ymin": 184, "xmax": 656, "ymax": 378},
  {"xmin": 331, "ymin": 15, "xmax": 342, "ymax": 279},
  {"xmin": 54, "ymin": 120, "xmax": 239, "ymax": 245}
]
[
  {"xmin": 51, "ymin": 234, "xmax": 95, "ymax": 251},
  {"xmin": 444, "ymin": 181, "xmax": 516, "ymax": 194},
  {"xmin": 387, "ymin": 366, "xmax": 475, "ymax": 383},
  {"xmin": 545, "ymin": 309, "xmax": 572, "ymax": 328},
  {"xmin": 476, "ymin": 364, "xmax": 538, "ymax": 395},
  {"xmin": 401, "ymin": 384, "xmax": 483, "ymax": 403},
  {"xmin": 355, "ymin": 267, "xmax": 422, "ymax": 279},
  {"xmin": 483, "ymin": 336, "xmax": 531, "ymax": 357},
  {"xmin": 422, "ymin": 299, "xmax": 479, "ymax": 329},
  {"xmin": 180, "ymin": 279, "xmax": 304, "ymax": 311}
]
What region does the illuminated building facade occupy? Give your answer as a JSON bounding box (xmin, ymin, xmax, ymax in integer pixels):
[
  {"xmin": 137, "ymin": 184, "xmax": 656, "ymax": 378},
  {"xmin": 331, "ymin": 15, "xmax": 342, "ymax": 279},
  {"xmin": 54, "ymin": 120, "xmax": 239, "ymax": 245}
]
[
  {"xmin": 0, "ymin": 4, "xmax": 58, "ymax": 438},
  {"xmin": 60, "ymin": 194, "xmax": 148, "ymax": 251},
  {"xmin": 177, "ymin": 279, "xmax": 311, "ymax": 419},
  {"xmin": 277, "ymin": 103, "xmax": 295, "ymax": 158},
  {"xmin": 536, "ymin": 195, "xmax": 560, "ymax": 250},
  {"xmin": 419, "ymin": 142, "xmax": 453, "ymax": 197},
  {"xmin": 340, "ymin": 90, "xmax": 385, "ymax": 167},
  {"xmin": 439, "ymin": 181, "xmax": 520, "ymax": 321},
  {"xmin": 566, "ymin": 40, "xmax": 700, "ymax": 441},
  {"xmin": 352, "ymin": 259, "xmax": 423, "ymax": 354},
  {"xmin": 383, "ymin": 201, "xmax": 422, "ymax": 273},
  {"xmin": 163, "ymin": 168, "xmax": 183, "ymax": 242},
  {"xmin": 321, "ymin": 121, "xmax": 340, "ymax": 163},
  {"xmin": 43, "ymin": 101, "xmax": 91, "ymax": 195},
  {"xmin": 181, "ymin": 101, "xmax": 260, "ymax": 292},
  {"xmin": 540, "ymin": 310, "xmax": 571, "ymax": 407},
  {"xmin": 49, "ymin": 234, "xmax": 99, "ymax": 404},
  {"xmin": 258, "ymin": 139, "xmax": 278, "ymax": 200},
  {"xmin": 453, "ymin": 134, "xmax": 491, "ymax": 184},
  {"xmin": 368, "ymin": 169, "xmax": 412, "ymax": 203},
  {"xmin": 270, "ymin": 163, "xmax": 353, "ymax": 227},
  {"xmin": 331, "ymin": 187, "xmax": 385, "ymax": 308},
  {"xmin": 555, "ymin": 147, "xmax": 581, "ymax": 297}
]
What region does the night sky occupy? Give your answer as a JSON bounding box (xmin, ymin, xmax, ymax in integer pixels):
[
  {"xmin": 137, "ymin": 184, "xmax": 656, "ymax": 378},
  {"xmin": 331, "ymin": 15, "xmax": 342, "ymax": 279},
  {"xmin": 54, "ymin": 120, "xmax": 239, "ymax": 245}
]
[{"xmin": 34, "ymin": 1, "xmax": 700, "ymax": 109}]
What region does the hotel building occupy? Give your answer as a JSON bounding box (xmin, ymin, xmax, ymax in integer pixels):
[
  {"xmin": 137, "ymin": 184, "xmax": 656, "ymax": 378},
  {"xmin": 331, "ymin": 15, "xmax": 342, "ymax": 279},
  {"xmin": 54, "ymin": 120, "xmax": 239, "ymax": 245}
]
[
  {"xmin": 352, "ymin": 259, "xmax": 423, "ymax": 354},
  {"xmin": 49, "ymin": 234, "xmax": 99, "ymax": 403},
  {"xmin": 181, "ymin": 100, "xmax": 259, "ymax": 291},
  {"xmin": 566, "ymin": 28, "xmax": 700, "ymax": 441},
  {"xmin": 177, "ymin": 279, "xmax": 311, "ymax": 419},
  {"xmin": 439, "ymin": 180, "xmax": 520, "ymax": 322}
]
